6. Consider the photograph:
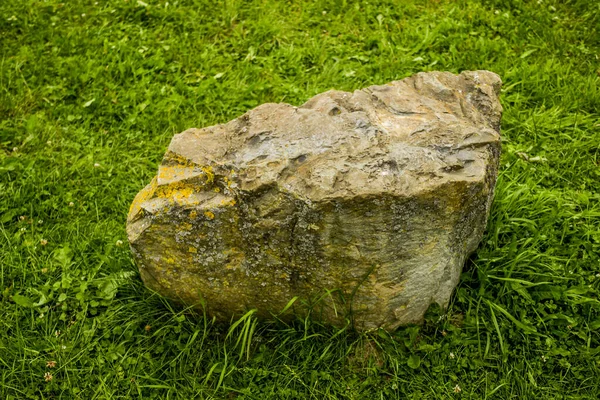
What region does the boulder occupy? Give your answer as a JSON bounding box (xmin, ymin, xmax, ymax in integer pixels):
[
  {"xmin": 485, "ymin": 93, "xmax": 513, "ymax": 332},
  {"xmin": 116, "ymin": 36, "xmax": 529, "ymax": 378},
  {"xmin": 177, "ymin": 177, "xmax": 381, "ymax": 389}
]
[{"xmin": 127, "ymin": 70, "xmax": 502, "ymax": 331}]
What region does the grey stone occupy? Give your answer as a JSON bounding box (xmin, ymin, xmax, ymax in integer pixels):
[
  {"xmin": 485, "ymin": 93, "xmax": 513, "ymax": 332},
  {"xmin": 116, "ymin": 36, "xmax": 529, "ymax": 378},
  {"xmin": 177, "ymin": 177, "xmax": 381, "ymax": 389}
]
[{"xmin": 127, "ymin": 70, "xmax": 502, "ymax": 331}]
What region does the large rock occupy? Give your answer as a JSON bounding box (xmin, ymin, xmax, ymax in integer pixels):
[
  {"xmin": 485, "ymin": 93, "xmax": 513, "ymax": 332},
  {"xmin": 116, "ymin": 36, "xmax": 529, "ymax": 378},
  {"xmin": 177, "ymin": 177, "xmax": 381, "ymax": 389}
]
[{"xmin": 127, "ymin": 70, "xmax": 502, "ymax": 331}]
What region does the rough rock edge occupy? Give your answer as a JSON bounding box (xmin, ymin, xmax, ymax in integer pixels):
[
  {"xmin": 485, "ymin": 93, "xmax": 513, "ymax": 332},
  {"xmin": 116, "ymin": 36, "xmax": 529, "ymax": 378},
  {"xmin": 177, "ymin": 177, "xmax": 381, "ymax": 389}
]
[{"xmin": 127, "ymin": 70, "xmax": 502, "ymax": 331}]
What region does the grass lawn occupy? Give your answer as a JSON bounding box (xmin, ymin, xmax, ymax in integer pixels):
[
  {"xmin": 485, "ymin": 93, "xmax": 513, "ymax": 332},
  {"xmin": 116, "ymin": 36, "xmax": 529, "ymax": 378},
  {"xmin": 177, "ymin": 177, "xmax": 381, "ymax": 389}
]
[{"xmin": 1, "ymin": 0, "xmax": 599, "ymax": 398}]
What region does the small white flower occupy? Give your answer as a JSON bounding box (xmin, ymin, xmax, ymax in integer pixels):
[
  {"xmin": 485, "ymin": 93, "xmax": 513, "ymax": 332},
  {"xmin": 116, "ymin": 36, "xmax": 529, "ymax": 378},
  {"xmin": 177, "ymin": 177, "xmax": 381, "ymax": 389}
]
[
  {"xmin": 454, "ymin": 384, "xmax": 461, "ymax": 393},
  {"xmin": 116, "ymin": 240, "xmax": 124, "ymax": 247},
  {"xmin": 322, "ymin": 10, "xmax": 327, "ymax": 15},
  {"xmin": 81, "ymin": 13, "xmax": 86, "ymax": 17},
  {"xmin": 94, "ymin": 163, "xmax": 101, "ymax": 168},
  {"xmin": 46, "ymin": 140, "xmax": 52, "ymax": 145},
  {"xmin": 38, "ymin": 220, "xmax": 43, "ymax": 225},
  {"xmin": 20, "ymin": 227, "xmax": 26, "ymax": 232},
  {"xmin": 12, "ymin": 147, "xmax": 18, "ymax": 152},
  {"xmin": 39, "ymin": 313, "xmax": 45, "ymax": 318},
  {"xmin": 61, "ymin": 345, "xmax": 67, "ymax": 350},
  {"xmin": 494, "ymin": 10, "xmax": 500, "ymax": 15},
  {"xmin": 449, "ymin": 352, "xmax": 455, "ymax": 359},
  {"xmin": 68, "ymin": 201, "xmax": 75, "ymax": 207},
  {"xmin": 541, "ymin": 355, "xmax": 547, "ymax": 362},
  {"xmin": 55, "ymin": 330, "xmax": 60, "ymax": 337},
  {"xmin": 40, "ymin": 239, "xmax": 48, "ymax": 246},
  {"xmin": 19, "ymin": 215, "xmax": 26, "ymax": 221}
]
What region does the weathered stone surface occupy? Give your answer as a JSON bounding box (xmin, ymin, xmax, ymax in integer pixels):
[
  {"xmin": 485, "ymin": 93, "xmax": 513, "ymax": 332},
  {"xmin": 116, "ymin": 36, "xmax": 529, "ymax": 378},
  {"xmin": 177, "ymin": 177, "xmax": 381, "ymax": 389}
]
[{"xmin": 127, "ymin": 70, "xmax": 502, "ymax": 331}]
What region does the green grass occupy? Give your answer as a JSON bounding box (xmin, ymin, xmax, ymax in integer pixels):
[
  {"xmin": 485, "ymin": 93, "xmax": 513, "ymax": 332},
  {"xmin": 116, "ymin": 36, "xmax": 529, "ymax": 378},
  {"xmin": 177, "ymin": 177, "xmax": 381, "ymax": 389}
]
[{"xmin": 1, "ymin": 0, "xmax": 599, "ymax": 398}]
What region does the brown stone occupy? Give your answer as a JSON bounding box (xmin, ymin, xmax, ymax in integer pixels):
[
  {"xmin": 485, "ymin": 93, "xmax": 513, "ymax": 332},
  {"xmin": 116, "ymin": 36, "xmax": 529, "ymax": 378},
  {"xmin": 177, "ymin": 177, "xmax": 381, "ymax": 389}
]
[{"xmin": 127, "ymin": 70, "xmax": 502, "ymax": 331}]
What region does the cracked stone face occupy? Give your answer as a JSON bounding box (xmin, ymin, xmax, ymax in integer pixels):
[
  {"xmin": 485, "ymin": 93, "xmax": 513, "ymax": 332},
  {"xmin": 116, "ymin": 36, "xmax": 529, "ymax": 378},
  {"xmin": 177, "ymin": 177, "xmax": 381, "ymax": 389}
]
[{"xmin": 127, "ymin": 70, "xmax": 502, "ymax": 331}]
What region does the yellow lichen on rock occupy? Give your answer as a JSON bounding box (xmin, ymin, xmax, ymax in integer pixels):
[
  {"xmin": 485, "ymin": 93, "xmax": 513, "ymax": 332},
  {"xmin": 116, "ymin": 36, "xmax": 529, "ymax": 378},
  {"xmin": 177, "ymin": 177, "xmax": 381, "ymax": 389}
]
[
  {"xmin": 204, "ymin": 211, "xmax": 215, "ymax": 220},
  {"xmin": 155, "ymin": 181, "xmax": 195, "ymax": 202},
  {"xmin": 220, "ymin": 198, "xmax": 236, "ymax": 207},
  {"xmin": 163, "ymin": 151, "xmax": 195, "ymax": 166},
  {"xmin": 128, "ymin": 177, "xmax": 158, "ymax": 222},
  {"xmin": 201, "ymin": 166, "xmax": 214, "ymax": 184},
  {"xmin": 157, "ymin": 164, "xmax": 185, "ymax": 182}
]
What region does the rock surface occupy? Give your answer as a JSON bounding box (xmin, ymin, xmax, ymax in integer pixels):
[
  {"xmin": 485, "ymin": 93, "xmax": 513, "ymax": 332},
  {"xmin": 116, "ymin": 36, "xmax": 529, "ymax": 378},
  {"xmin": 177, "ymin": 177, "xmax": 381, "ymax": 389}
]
[{"xmin": 127, "ymin": 70, "xmax": 502, "ymax": 331}]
